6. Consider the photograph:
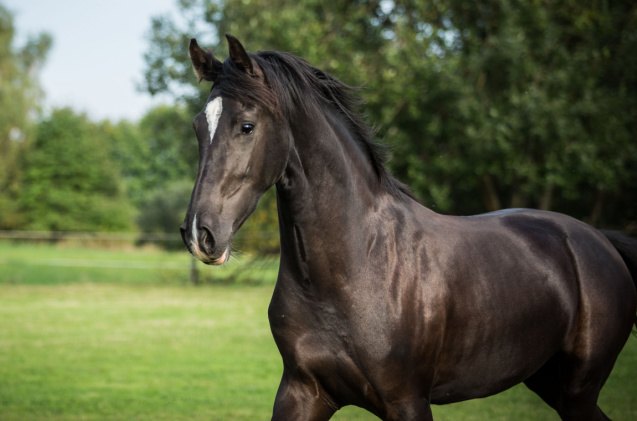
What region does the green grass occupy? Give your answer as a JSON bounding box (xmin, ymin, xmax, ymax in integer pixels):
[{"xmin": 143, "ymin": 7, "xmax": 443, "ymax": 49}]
[
  {"xmin": 0, "ymin": 242, "xmax": 635, "ymax": 420},
  {"xmin": 0, "ymin": 284, "xmax": 280, "ymax": 420},
  {"xmin": 0, "ymin": 241, "xmax": 279, "ymax": 286}
]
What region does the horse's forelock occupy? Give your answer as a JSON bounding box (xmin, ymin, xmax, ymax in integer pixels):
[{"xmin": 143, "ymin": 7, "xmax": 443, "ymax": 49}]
[{"xmin": 215, "ymin": 56, "xmax": 280, "ymax": 117}]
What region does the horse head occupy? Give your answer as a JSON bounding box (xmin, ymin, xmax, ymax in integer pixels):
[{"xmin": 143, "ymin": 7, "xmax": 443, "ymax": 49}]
[{"xmin": 180, "ymin": 35, "xmax": 289, "ymax": 264}]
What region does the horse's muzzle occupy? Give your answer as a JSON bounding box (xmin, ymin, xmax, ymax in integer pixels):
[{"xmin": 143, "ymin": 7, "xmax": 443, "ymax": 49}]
[{"xmin": 179, "ymin": 220, "xmax": 230, "ymax": 265}]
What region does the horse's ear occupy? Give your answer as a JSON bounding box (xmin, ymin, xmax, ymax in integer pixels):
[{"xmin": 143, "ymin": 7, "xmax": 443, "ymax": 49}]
[
  {"xmin": 226, "ymin": 34, "xmax": 254, "ymax": 76},
  {"xmin": 189, "ymin": 38, "xmax": 222, "ymax": 82}
]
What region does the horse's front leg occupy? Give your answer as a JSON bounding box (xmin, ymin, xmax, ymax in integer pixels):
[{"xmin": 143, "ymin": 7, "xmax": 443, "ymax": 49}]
[
  {"xmin": 384, "ymin": 399, "xmax": 434, "ymax": 421},
  {"xmin": 271, "ymin": 371, "xmax": 337, "ymax": 421}
]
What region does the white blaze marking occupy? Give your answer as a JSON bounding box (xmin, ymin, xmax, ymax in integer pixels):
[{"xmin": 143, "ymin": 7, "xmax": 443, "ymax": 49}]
[
  {"xmin": 191, "ymin": 214, "xmax": 201, "ymax": 254},
  {"xmin": 205, "ymin": 96, "xmax": 223, "ymax": 144}
]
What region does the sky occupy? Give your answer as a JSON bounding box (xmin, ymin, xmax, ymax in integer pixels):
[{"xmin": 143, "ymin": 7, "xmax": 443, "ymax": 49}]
[{"xmin": 5, "ymin": 0, "xmax": 180, "ymax": 121}]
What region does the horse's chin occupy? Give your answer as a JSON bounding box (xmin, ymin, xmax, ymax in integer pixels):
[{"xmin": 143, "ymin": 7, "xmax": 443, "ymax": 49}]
[{"xmin": 194, "ymin": 247, "xmax": 230, "ymax": 266}]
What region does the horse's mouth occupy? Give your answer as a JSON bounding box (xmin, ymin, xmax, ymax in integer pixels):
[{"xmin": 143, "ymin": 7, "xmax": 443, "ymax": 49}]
[
  {"xmin": 190, "ymin": 245, "xmax": 230, "ymax": 266},
  {"xmin": 201, "ymin": 247, "xmax": 230, "ymax": 266}
]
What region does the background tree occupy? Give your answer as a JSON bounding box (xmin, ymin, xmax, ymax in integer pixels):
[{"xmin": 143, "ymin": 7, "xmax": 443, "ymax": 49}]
[
  {"xmin": 136, "ymin": 0, "xmax": 634, "ymax": 234},
  {"xmin": 136, "ymin": 179, "xmax": 192, "ymax": 248},
  {"xmin": 425, "ymin": 0, "xmax": 637, "ymax": 222},
  {"xmin": 99, "ymin": 119, "xmax": 149, "ymax": 207},
  {"xmin": 0, "ymin": 4, "xmax": 51, "ymax": 229},
  {"xmin": 123, "ymin": 105, "xmax": 201, "ymax": 246},
  {"xmin": 18, "ymin": 108, "xmax": 135, "ymax": 232},
  {"xmin": 138, "ymin": 105, "xmax": 197, "ymax": 194}
]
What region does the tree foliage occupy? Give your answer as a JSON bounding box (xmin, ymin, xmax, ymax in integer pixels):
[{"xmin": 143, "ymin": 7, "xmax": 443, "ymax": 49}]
[
  {"xmin": 2, "ymin": 1, "xmax": 635, "ymax": 249},
  {"xmin": 141, "ymin": 0, "xmax": 637, "ymax": 231},
  {"xmin": 136, "ymin": 179, "xmax": 192, "ymax": 247},
  {"xmin": 103, "ymin": 105, "xmax": 197, "ymax": 205},
  {"xmin": 138, "ymin": 105, "xmax": 197, "ymax": 190},
  {"xmin": 18, "ymin": 108, "xmax": 135, "ymax": 232},
  {"xmin": 0, "ymin": 3, "xmax": 51, "ymax": 229}
]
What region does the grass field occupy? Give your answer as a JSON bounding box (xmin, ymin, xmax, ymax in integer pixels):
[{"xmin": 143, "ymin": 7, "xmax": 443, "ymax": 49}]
[
  {"xmin": 0, "ymin": 241, "xmax": 279, "ymax": 286},
  {"xmin": 1, "ymin": 242, "xmax": 636, "ymax": 420}
]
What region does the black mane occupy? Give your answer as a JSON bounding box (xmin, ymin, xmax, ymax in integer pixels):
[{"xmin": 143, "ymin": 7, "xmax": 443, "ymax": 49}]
[{"xmin": 215, "ymin": 50, "xmax": 411, "ymax": 199}]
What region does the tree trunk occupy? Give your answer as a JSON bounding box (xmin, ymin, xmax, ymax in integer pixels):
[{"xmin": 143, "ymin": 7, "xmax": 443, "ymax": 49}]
[
  {"xmin": 190, "ymin": 256, "xmax": 200, "ymax": 285},
  {"xmin": 510, "ymin": 191, "xmax": 528, "ymax": 209},
  {"xmin": 589, "ymin": 189, "xmax": 605, "ymax": 226},
  {"xmin": 481, "ymin": 174, "xmax": 501, "ymax": 211},
  {"xmin": 539, "ymin": 183, "xmax": 554, "ymax": 210}
]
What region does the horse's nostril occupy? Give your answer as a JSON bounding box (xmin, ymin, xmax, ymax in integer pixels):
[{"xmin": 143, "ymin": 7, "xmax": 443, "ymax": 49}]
[{"xmin": 199, "ymin": 225, "xmax": 216, "ymax": 253}]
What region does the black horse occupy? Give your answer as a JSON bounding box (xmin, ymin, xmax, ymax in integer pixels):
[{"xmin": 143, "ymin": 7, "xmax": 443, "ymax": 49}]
[{"xmin": 180, "ymin": 35, "xmax": 637, "ymax": 420}]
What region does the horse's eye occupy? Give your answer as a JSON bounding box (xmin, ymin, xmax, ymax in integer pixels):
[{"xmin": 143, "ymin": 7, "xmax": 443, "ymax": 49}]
[{"xmin": 241, "ymin": 123, "xmax": 255, "ymax": 135}]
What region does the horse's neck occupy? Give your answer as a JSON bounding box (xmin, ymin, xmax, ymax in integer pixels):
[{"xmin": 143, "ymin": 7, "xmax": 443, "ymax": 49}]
[{"xmin": 275, "ymin": 109, "xmax": 392, "ymax": 281}]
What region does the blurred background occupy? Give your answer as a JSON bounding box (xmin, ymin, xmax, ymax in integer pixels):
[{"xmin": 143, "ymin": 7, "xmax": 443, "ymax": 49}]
[
  {"xmin": 2, "ymin": 0, "xmax": 636, "ymax": 246},
  {"xmin": 1, "ymin": 1, "xmax": 636, "ymax": 420}
]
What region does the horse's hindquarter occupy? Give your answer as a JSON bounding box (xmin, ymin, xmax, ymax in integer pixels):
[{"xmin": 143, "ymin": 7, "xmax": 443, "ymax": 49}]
[
  {"xmin": 420, "ymin": 210, "xmax": 575, "ymax": 401},
  {"xmin": 426, "ymin": 209, "xmax": 635, "ymax": 402}
]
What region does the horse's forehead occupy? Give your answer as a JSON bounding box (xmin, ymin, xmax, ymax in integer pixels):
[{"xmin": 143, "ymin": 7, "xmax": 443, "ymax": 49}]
[{"xmin": 205, "ymin": 96, "xmax": 223, "ymax": 144}]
